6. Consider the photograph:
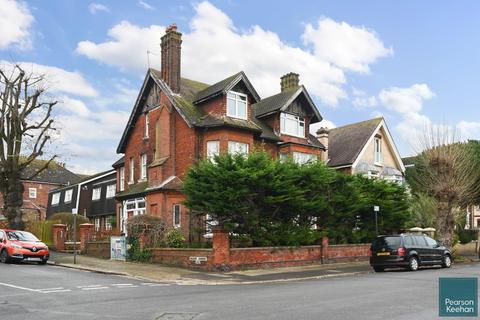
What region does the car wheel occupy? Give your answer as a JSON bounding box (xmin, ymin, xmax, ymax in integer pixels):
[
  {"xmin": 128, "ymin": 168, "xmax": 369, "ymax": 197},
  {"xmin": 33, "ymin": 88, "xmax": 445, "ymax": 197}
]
[
  {"xmin": 408, "ymin": 256, "xmax": 419, "ymax": 271},
  {"xmin": 442, "ymin": 254, "xmax": 452, "ymax": 268},
  {"xmin": 373, "ymin": 266, "xmax": 385, "ymax": 272},
  {"xmin": 0, "ymin": 250, "xmax": 10, "ymax": 264}
]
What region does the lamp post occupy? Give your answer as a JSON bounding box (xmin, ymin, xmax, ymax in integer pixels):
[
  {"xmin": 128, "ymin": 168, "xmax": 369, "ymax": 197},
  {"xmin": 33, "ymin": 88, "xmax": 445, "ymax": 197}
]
[
  {"xmin": 374, "ymin": 206, "xmax": 380, "ymax": 236},
  {"xmin": 72, "ymin": 208, "xmax": 77, "ymax": 264}
]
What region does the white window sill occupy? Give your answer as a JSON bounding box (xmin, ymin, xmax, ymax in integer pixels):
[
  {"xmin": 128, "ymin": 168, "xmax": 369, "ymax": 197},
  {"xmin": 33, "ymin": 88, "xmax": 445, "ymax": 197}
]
[
  {"xmin": 374, "ymin": 162, "xmax": 383, "ymax": 167},
  {"xmin": 226, "ymin": 114, "xmax": 248, "ymax": 121},
  {"xmin": 280, "ymin": 132, "xmax": 305, "ymax": 139},
  {"xmin": 127, "ymin": 181, "xmax": 135, "ymax": 185}
]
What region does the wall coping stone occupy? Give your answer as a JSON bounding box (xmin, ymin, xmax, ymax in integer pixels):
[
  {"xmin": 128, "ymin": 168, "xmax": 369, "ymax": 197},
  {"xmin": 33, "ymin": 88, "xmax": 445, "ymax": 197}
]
[
  {"xmin": 149, "ymin": 248, "xmax": 213, "ymax": 252},
  {"xmin": 231, "ymin": 245, "xmax": 322, "ymax": 251},
  {"xmin": 329, "ymin": 243, "xmax": 370, "ymax": 248}
]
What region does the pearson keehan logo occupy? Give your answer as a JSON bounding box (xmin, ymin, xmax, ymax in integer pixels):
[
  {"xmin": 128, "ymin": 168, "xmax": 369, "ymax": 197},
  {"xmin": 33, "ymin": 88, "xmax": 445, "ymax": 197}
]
[{"xmin": 439, "ymin": 277, "xmax": 478, "ymax": 317}]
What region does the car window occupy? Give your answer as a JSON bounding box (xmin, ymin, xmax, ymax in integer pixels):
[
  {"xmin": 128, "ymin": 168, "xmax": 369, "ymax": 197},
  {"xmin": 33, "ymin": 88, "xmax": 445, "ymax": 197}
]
[
  {"xmin": 403, "ymin": 236, "xmax": 414, "ymax": 246},
  {"xmin": 372, "ymin": 236, "xmax": 401, "ymax": 249},
  {"xmin": 6, "ymin": 231, "xmax": 40, "ymax": 242},
  {"xmin": 414, "ymin": 235, "xmax": 427, "ymax": 246},
  {"xmin": 424, "ymin": 236, "xmax": 437, "ymax": 247}
]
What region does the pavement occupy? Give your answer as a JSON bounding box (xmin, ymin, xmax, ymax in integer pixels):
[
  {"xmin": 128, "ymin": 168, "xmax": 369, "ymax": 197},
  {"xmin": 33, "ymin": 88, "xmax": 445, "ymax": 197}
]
[
  {"xmin": 0, "ymin": 258, "xmax": 478, "ymax": 319},
  {"xmin": 48, "ymin": 251, "xmax": 373, "ymax": 285}
]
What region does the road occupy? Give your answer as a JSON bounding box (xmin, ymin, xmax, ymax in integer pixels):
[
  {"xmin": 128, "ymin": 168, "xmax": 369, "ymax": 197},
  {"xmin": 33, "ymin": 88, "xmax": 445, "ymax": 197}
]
[{"xmin": 0, "ymin": 261, "xmax": 478, "ymax": 320}]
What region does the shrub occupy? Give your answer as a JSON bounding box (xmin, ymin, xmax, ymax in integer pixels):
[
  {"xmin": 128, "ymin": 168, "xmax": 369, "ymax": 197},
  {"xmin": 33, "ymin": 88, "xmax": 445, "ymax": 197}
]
[
  {"xmin": 165, "ymin": 228, "xmax": 185, "ymax": 248},
  {"xmin": 126, "ymin": 215, "xmax": 167, "ymax": 262}
]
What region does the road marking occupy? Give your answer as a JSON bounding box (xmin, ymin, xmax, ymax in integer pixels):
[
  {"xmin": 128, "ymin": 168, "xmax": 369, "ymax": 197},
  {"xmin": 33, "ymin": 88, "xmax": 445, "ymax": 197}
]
[
  {"xmin": 39, "ymin": 289, "xmax": 72, "ymax": 294},
  {"xmin": 111, "ymin": 283, "xmax": 139, "ymax": 288},
  {"xmin": 81, "ymin": 286, "xmax": 109, "ymax": 291},
  {"xmin": 325, "ymin": 270, "xmax": 342, "ymax": 273},
  {"xmin": 38, "ymin": 287, "xmax": 64, "ymax": 291},
  {"xmin": 0, "ymin": 282, "xmax": 39, "ymax": 293},
  {"xmin": 76, "ymin": 285, "xmax": 103, "ymax": 288},
  {"xmin": 141, "ymin": 283, "xmax": 171, "ymax": 287}
]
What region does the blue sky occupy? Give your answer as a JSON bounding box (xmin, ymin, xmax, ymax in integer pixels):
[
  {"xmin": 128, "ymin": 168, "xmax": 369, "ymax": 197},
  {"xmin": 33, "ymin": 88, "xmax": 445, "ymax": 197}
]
[{"xmin": 1, "ymin": 0, "xmax": 479, "ymax": 173}]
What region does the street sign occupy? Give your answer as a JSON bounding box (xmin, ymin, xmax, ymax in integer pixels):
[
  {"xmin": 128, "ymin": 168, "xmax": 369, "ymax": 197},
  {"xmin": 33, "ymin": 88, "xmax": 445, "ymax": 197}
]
[
  {"xmin": 189, "ymin": 256, "xmax": 208, "ymax": 265},
  {"xmin": 374, "ymin": 206, "xmax": 380, "ymax": 212},
  {"xmin": 72, "ymin": 208, "xmax": 78, "ymax": 215}
]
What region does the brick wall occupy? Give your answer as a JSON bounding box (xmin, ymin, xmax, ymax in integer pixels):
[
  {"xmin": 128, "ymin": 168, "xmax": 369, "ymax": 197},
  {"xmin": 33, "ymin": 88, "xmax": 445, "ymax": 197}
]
[
  {"xmin": 327, "ymin": 244, "xmax": 371, "ymax": 263},
  {"xmin": 147, "ymin": 231, "xmax": 370, "ymax": 271},
  {"xmin": 84, "ymin": 241, "xmax": 111, "ymax": 259},
  {"xmin": 149, "ymin": 248, "xmax": 213, "ymax": 268}
]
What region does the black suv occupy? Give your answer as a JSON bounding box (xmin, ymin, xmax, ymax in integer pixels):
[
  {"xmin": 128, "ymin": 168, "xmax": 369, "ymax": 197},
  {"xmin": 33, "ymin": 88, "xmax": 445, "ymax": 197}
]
[{"xmin": 370, "ymin": 234, "xmax": 452, "ymax": 272}]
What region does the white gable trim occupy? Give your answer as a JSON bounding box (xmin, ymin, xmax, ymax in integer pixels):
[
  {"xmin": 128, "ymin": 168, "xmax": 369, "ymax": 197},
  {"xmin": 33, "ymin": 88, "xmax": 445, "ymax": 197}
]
[{"xmin": 351, "ymin": 119, "xmax": 406, "ymax": 173}]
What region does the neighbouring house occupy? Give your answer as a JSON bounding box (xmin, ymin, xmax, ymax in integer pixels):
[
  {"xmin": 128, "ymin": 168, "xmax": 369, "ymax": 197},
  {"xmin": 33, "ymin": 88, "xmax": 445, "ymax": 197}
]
[
  {"xmin": 322, "ymin": 117, "xmax": 406, "ymax": 183},
  {"xmin": 0, "ymin": 159, "xmax": 80, "ymax": 222},
  {"xmin": 402, "ymin": 156, "xmax": 480, "ymax": 230},
  {"xmin": 46, "ymin": 170, "xmax": 117, "ymax": 231},
  {"xmin": 114, "ymin": 24, "xmax": 326, "ymax": 239}
]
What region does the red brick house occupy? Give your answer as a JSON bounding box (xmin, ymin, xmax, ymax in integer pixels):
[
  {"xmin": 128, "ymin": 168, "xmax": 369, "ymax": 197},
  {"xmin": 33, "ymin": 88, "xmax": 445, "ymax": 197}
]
[
  {"xmin": 0, "ymin": 159, "xmax": 80, "ymax": 222},
  {"xmin": 114, "ymin": 25, "xmax": 326, "ymax": 239}
]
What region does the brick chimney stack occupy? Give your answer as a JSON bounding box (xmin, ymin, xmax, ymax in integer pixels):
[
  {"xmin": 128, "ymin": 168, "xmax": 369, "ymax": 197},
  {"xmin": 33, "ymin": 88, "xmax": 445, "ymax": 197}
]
[
  {"xmin": 161, "ymin": 23, "xmax": 182, "ymax": 93},
  {"xmin": 316, "ymin": 127, "xmax": 329, "ymax": 162},
  {"xmin": 280, "ymin": 72, "xmax": 300, "ymax": 92}
]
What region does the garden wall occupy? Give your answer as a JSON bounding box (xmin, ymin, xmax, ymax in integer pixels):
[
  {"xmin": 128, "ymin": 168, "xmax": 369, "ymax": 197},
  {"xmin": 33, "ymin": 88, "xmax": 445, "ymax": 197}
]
[
  {"xmin": 84, "ymin": 241, "xmax": 110, "ymax": 259},
  {"xmin": 148, "ymin": 229, "xmax": 371, "ymax": 271},
  {"xmin": 149, "ymin": 248, "xmax": 213, "ymax": 269}
]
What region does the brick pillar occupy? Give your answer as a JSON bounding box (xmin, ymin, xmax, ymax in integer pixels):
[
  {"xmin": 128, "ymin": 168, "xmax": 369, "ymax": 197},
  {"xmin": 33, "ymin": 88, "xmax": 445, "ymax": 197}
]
[
  {"xmin": 321, "ymin": 236, "xmax": 329, "ymax": 264},
  {"xmin": 79, "ymin": 223, "xmax": 94, "ymax": 253},
  {"xmin": 52, "ymin": 224, "xmax": 67, "ymax": 251},
  {"xmin": 212, "ymin": 227, "xmax": 230, "ymax": 267}
]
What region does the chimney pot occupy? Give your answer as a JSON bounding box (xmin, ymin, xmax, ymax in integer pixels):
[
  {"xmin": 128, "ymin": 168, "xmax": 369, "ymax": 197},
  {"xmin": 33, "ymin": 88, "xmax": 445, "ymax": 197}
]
[{"xmin": 280, "ymin": 72, "xmax": 300, "ymax": 92}]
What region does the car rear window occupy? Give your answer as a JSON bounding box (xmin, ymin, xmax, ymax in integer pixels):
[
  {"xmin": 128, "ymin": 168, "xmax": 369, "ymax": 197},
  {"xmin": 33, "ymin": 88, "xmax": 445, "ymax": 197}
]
[{"xmin": 373, "ymin": 236, "xmax": 402, "ymax": 249}]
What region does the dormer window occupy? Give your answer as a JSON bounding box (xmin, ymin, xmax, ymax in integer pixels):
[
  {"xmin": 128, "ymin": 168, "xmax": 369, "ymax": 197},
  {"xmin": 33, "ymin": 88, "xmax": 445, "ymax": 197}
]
[
  {"xmin": 280, "ymin": 113, "xmax": 305, "ymax": 138},
  {"xmin": 227, "ymin": 91, "xmax": 247, "ymax": 119}
]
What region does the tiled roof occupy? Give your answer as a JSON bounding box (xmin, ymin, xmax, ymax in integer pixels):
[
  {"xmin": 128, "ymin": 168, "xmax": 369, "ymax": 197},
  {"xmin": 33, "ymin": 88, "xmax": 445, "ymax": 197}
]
[
  {"xmin": 193, "ymin": 72, "xmax": 241, "ymax": 103},
  {"xmin": 20, "ymin": 159, "xmax": 80, "ymax": 185},
  {"xmin": 115, "ymin": 181, "xmax": 149, "ymax": 199},
  {"xmin": 307, "ymin": 133, "xmax": 326, "ymax": 149},
  {"xmin": 328, "ymin": 117, "xmax": 383, "ymax": 167},
  {"xmin": 253, "ymin": 88, "xmax": 298, "ymax": 117},
  {"xmin": 112, "ymin": 156, "xmax": 125, "ymax": 168}
]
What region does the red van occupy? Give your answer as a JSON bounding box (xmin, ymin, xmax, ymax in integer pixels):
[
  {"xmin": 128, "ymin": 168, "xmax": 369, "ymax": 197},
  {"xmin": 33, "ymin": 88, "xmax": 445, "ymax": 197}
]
[{"xmin": 0, "ymin": 229, "xmax": 49, "ymax": 264}]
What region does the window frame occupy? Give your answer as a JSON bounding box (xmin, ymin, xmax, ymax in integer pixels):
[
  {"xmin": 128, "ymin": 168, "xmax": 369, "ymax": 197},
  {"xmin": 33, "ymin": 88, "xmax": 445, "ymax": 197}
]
[
  {"xmin": 140, "ymin": 154, "xmax": 147, "ymax": 180},
  {"xmin": 106, "ymin": 184, "xmax": 116, "ymax": 199},
  {"xmin": 228, "ymin": 141, "xmax": 249, "ymax": 156},
  {"xmin": 374, "ymin": 137, "xmax": 382, "ymax": 165},
  {"xmin": 92, "ymin": 187, "xmax": 101, "ymax": 201},
  {"xmin": 51, "ymin": 192, "xmax": 60, "ymax": 206},
  {"xmin": 144, "ymin": 112, "xmax": 149, "ymax": 138},
  {"xmin": 206, "ymin": 140, "xmax": 220, "ymax": 161},
  {"xmin": 28, "ymin": 187, "xmax": 37, "ymax": 199},
  {"xmin": 173, "ymin": 204, "xmax": 181, "ymax": 228},
  {"xmin": 64, "ymin": 189, "xmax": 73, "ymax": 203},
  {"xmin": 129, "ymin": 157, "xmax": 135, "ymax": 183},
  {"xmin": 119, "ymin": 167, "xmax": 125, "ymax": 191},
  {"xmin": 280, "ymin": 112, "xmax": 305, "ymax": 138},
  {"xmin": 226, "ymin": 91, "xmax": 248, "ymax": 120},
  {"xmin": 292, "ymin": 152, "xmax": 316, "ymax": 165},
  {"xmin": 94, "ymin": 217, "xmax": 100, "ymax": 231}
]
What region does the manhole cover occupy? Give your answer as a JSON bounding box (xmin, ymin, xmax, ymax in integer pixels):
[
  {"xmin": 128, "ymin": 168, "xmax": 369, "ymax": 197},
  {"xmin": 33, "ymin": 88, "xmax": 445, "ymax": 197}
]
[{"xmin": 155, "ymin": 313, "xmax": 199, "ymax": 320}]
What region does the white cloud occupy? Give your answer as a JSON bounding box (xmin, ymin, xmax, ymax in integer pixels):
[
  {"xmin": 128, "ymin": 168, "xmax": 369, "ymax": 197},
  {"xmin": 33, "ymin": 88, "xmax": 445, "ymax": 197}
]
[
  {"xmin": 57, "ymin": 96, "xmax": 91, "ymax": 117},
  {"xmin": 76, "ymin": 21, "xmax": 163, "ymax": 73},
  {"xmin": 0, "ymin": 60, "xmax": 98, "ymax": 97},
  {"xmin": 75, "ymin": 1, "xmax": 391, "ymax": 106},
  {"xmin": 0, "ymin": 0, "xmax": 34, "ymax": 50},
  {"xmin": 138, "ymin": 1, "xmax": 154, "ymax": 10},
  {"xmin": 353, "ymin": 96, "xmax": 378, "ymax": 109},
  {"xmin": 458, "ymin": 121, "xmax": 480, "ymax": 140},
  {"xmin": 302, "ymin": 17, "xmax": 393, "ymax": 73},
  {"xmin": 379, "ymin": 84, "xmax": 434, "ymax": 115},
  {"xmin": 377, "ymin": 83, "xmax": 435, "ymax": 149},
  {"xmin": 88, "ymin": 3, "xmax": 109, "ymax": 14}
]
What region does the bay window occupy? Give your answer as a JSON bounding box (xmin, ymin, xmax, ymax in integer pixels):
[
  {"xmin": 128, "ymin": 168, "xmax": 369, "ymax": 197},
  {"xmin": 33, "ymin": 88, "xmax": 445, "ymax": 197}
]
[
  {"xmin": 228, "ymin": 141, "xmax": 249, "ymax": 156},
  {"xmin": 293, "ymin": 152, "xmax": 316, "ymax": 165}
]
